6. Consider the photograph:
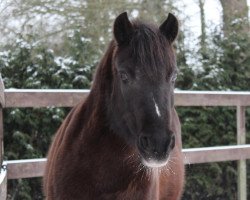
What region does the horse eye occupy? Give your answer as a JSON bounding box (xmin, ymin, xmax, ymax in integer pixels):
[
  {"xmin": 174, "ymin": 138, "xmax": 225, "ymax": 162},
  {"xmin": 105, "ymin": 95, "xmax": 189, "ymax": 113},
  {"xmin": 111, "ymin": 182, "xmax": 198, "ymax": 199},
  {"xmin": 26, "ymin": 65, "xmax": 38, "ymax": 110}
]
[
  {"xmin": 171, "ymin": 73, "xmax": 177, "ymax": 83},
  {"xmin": 120, "ymin": 72, "xmax": 128, "ymax": 82}
]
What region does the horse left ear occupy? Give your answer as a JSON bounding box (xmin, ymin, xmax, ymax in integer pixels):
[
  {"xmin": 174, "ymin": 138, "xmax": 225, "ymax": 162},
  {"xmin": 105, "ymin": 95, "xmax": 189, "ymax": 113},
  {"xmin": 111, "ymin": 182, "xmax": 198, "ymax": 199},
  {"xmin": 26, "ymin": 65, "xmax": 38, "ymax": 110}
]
[
  {"xmin": 159, "ymin": 13, "xmax": 179, "ymax": 43},
  {"xmin": 113, "ymin": 12, "xmax": 133, "ymax": 45}
]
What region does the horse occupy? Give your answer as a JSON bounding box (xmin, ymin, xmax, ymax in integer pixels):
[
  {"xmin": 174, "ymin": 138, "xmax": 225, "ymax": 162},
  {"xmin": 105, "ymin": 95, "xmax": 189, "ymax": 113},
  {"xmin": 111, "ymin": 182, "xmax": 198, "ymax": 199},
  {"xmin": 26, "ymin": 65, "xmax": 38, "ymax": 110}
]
[{"xmin": 43, "ymin": 12, "xmax": 185, "ymax": 200}]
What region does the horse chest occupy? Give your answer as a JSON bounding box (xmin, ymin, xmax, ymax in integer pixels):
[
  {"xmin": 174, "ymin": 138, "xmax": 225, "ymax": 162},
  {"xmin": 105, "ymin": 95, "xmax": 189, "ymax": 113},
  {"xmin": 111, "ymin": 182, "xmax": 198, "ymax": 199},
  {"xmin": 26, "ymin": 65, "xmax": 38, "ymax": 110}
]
[{"xmin": 101, "ymin": 173, "xmax": 160, "ymax": 200}]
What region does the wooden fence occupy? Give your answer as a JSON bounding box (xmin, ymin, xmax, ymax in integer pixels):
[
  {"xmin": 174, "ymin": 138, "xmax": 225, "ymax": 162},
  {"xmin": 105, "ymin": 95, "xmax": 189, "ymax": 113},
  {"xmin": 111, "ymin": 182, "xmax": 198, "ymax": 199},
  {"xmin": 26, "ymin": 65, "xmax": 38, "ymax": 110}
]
[{"xmin": 0, "ymin": 87, "xmax": 250, "ymax": 199}]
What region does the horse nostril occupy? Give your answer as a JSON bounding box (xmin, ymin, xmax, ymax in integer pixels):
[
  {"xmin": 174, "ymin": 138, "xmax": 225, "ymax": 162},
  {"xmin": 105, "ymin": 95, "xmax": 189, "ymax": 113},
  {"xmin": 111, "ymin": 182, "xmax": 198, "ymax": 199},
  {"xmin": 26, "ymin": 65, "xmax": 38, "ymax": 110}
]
[{"xmin": 140, "ymin": 136, "xmax": 150, "ymax": 151}]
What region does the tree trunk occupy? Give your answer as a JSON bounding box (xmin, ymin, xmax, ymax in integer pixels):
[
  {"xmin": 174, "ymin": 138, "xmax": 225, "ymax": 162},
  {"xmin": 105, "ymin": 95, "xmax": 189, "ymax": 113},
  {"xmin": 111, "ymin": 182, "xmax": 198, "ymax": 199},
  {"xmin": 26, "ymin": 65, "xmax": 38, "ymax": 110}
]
[
  {"xmin": 219, "ymin": 0, "xmax": 249, "ymax": 36},
  {"xmin": 198, "ymin": 0, "xmax": 207, "ymax": 58}
]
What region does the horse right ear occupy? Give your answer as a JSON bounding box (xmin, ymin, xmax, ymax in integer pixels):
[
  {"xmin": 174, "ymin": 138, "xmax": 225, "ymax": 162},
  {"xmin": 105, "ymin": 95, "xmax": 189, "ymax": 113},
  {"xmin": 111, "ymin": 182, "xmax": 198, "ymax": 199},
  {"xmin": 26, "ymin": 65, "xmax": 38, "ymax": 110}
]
[{"xmin": 113, "ymin": 12, "xmax": 133, "ymax": 45}]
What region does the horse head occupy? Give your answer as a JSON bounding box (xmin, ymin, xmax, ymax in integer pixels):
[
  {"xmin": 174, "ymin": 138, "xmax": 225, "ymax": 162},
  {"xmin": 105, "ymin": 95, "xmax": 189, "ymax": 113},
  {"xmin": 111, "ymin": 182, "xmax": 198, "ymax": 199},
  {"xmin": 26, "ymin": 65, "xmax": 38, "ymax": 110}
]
[{"xmin": 109, "ymin": 12, "xmax": 179, "ymax": 168}]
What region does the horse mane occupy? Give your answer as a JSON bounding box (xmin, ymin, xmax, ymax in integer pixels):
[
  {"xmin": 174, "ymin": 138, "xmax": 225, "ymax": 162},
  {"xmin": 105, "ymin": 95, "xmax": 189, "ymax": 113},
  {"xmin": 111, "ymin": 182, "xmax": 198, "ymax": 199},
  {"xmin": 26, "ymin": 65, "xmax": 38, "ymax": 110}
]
[{"xmin": 82, "ymin": 40, "xmax": 115, "ymax": 131}]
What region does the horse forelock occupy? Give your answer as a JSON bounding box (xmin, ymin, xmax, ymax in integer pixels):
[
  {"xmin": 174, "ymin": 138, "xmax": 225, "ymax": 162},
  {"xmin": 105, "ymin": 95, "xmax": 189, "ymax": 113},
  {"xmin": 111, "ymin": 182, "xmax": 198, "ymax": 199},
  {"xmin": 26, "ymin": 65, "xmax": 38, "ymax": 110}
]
[{"xmin": 129, "ymin": 20, "xmax": 175, "ymax": 80}]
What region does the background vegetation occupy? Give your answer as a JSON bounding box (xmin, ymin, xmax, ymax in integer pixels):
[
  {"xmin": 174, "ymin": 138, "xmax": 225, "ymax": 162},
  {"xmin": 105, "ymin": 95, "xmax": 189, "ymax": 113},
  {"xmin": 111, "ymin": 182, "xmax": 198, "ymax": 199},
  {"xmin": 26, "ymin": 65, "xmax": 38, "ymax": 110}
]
[{"xmin": 0, "ymin": 0, "xmax": 249, "ymax": 199}]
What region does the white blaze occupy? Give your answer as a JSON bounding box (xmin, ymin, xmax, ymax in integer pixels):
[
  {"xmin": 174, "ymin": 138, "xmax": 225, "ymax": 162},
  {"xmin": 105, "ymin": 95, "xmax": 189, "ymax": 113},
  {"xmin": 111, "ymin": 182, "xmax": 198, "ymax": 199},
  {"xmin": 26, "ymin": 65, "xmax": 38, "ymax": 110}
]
[{"xmin": 153, "ymin": 97, "xmax": 161, "ymax": 117}]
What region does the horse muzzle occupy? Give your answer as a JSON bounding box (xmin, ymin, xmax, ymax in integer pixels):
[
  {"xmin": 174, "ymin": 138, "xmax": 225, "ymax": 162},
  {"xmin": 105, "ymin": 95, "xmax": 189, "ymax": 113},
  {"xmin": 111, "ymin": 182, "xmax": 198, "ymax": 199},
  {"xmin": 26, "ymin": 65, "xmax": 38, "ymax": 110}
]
[{"xmin": 138, "ymin": 132, "xmax": 175, "ymax": 168}]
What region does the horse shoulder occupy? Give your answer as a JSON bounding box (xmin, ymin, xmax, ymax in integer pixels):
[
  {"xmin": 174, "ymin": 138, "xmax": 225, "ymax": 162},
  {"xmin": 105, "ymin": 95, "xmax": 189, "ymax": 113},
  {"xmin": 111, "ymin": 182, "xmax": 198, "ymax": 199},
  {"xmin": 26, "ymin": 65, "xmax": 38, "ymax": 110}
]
[{"xmin": 43, "ymin": 102, "xmax": 87, "ymax": 198}]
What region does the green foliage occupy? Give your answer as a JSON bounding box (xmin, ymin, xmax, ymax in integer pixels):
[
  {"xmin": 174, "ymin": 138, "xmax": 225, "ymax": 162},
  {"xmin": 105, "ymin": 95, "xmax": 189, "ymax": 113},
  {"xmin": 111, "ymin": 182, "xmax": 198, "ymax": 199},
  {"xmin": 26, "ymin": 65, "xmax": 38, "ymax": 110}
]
[
  {"xmin": 0, "ymin": 33, "xmax": 96, "ymax": 199},
  {"xmin": 178, "ymin": 107, "xmax": 239, "ymax": 199},
  {"xmin": 175, "ymin": 31, "xmax": 195, "ymax": 90},
  {"xmin": 176, "ymin": 17, "xmax": 250, "ymax": 200}
]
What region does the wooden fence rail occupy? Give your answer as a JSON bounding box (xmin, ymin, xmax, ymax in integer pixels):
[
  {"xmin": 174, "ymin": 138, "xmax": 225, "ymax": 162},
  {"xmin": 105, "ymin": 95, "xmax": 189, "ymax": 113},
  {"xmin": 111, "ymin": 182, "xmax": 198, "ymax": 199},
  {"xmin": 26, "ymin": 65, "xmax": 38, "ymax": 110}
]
[
  {"xmin": 0, "ymin": 88, "xmax": 250, "ymax": 200},
  {"xmin": 4, "ymin": 89, "xmax": 250, "ymax": 107},
  {"xmin": 3, "ymin": 145, "xmax": 250, "ymax": 180}
]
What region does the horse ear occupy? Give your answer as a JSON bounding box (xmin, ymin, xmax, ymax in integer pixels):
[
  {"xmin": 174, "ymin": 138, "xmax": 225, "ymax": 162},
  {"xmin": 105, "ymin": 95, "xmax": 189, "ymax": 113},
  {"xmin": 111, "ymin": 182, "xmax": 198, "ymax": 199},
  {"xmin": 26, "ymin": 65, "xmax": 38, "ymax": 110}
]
[
  {"xmin": 159, "ymin": 13, "xmax": 179, "ymax": 43},
  {"xmin": 113, "ymin": 12, "xmax": 133, "ymax": 45}
]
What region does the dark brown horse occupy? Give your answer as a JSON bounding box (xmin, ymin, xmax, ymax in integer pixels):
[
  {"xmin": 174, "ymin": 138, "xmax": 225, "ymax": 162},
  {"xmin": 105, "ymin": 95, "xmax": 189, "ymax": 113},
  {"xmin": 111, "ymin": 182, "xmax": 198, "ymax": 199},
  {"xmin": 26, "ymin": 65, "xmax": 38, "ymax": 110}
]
[{"xmin": 44, "ymin": 12, "xmax": 185, "ymax": 200}]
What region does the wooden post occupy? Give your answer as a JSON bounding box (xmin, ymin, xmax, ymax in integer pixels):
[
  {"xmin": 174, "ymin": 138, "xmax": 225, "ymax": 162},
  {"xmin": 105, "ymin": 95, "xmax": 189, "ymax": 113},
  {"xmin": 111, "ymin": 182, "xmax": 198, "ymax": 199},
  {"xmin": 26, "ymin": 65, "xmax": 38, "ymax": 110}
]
[
  {"xmin": 0, "ymin": 74, "xmax": 5, "ymax": 168},
  {"xmin": 237, "ymin": 106, "xmax": 246, "ymax": 200},
  {"xmin": 0, "ymin": 109, "xmax": 3, "ymax": 168},
  {"xmin": 0, "ymin": 168, "xmax": 7, "ymax": 199},
  {"xmin": 0, "ymin": 74, "xmax": 6, "ymax": 199}
]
